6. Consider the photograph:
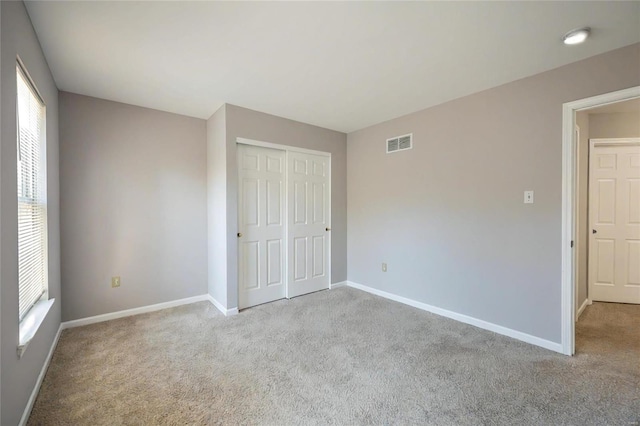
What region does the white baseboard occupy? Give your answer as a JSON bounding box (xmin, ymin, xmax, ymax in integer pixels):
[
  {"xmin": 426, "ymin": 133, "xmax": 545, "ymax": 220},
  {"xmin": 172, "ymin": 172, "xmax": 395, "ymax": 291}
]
[
  {"xmin": 329, "ymin": 281, "xmax": 347, "ymax": 289},
  {"xmin": 346, "ymin": 281, "xmax": 563, "ymax": 354},
  {"xmin": 208, "ymin": 295, "xmax": 238, "ymax": 316},
  {"xmin": 576, "ymin": 298, "xmax": 592, "ymax": 320},
  {"xmin": 19, "ymin": 324, "xmax": 63, "ymax": 426},
  {"xmin": 61, "ymin": 295, "xmax": 210, "ymax": 329}
]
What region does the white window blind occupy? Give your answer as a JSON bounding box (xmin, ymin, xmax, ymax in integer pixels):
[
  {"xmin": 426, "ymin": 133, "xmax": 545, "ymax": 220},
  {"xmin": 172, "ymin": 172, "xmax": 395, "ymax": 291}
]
[{"xmin": 16, "ymin": 63, "xmax": 48, "ymax": 321}]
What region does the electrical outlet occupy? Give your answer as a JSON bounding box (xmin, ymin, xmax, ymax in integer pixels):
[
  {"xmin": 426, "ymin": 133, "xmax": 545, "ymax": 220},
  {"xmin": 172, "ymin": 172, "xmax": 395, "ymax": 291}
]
[
  {"xmin": 111, "ymin": 276, "xmax": 121, "ymax": 288},
  {"xmin": 524, "ymin": 190, "xmax": 534, "ymax": 204},
  {"xmin": 382, "ymin": 263, "xmax": 387, "ymax": 272}
]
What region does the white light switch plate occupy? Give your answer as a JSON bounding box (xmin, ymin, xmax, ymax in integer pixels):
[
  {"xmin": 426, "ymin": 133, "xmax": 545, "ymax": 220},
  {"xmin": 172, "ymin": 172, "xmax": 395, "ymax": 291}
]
[{"xmin": 524, "ymin": 190, "xmax": 534, "ymax": 204}]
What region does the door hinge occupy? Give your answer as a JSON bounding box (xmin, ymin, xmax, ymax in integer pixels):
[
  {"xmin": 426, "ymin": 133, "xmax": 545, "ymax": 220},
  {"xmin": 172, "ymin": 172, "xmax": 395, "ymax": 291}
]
[{"xmin": 571, "ymin": 240, "xmax": 574, "ymax": 248}]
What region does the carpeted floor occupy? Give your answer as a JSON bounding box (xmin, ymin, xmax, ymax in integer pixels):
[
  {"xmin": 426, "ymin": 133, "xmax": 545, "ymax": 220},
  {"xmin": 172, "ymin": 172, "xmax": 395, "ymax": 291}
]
[{"xmin": 29, "ymin": 288, "xmax": 639, "ymax": 425}]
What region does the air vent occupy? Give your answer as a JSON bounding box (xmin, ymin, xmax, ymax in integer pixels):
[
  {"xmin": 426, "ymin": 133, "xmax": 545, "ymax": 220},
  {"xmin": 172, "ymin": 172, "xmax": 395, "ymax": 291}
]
[
  {"xmin": 386, "ymin": 133, "xmax": 412, "ymax": 153},
  {"xmin": 387, "ymin": 138, "xmax": 399, "ymax": 153}
]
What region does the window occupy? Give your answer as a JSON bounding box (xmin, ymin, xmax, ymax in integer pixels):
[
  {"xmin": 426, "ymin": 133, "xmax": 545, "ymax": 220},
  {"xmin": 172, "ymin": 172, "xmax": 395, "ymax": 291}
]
[{"xmin": 16, "ymin": 62, "xmax": 48, "ymax": 321}]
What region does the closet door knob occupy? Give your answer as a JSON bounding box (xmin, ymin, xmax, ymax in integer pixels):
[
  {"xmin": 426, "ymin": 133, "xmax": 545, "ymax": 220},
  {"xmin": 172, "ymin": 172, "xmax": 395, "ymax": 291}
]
[{"xmin": 326, "ymin": 227, "xmax": 331, "ymax": 231}]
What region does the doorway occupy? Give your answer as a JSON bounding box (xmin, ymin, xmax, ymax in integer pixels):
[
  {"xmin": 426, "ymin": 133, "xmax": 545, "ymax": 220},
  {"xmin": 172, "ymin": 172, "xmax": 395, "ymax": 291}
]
[
  {"xmin": 237, "ymin": 139, "xmax": 331, "ymax": 310},
  {"xmin": 562, "ymin": 87, "xmax": 640, "ymax": 355}
]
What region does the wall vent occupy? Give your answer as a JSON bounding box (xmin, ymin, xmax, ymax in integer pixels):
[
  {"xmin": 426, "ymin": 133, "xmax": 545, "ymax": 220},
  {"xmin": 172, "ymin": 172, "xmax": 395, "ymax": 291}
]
[{"xmin": 386, "ymin": 133, "xmax": 412, "ymax": 153}]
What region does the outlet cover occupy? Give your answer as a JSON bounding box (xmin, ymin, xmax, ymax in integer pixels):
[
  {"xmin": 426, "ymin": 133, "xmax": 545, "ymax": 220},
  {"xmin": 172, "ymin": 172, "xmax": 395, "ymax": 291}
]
[
  {"xmin": 111, "ymin": 276, "xmax": 121, "ymax": 288},
  {"xmin": 524, "ymin": 190, "xmax": 534, "ymax": 204}
]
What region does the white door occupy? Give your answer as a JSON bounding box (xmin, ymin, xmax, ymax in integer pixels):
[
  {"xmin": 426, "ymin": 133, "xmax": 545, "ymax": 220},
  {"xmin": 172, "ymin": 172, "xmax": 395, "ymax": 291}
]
[
  {"xmin": 287, "ymin": 151, "xmax": 331, "ymax": 298},
  {"xmin": 238, "ymin": 145, "xmax": 286, "ymax": 309},
  {"xmin": 588, "ymin": 139, "xmax": 640, "ymax": 304}
]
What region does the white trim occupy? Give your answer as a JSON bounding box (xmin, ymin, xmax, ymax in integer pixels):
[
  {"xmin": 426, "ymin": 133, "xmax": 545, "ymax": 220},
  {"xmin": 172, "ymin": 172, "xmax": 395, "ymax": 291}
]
[
  {"xmin": 329, "ymin": 281, "xmax": 347, "ymax": 289},
  {"xmin": 61, "ymin": 295, "xmax": 210, "ymax": 329},
  {"xmin": 561, "ymin": 100, "xmax": 575, "ymax": 356},
  {"xmin": 208, "ymin": 295, "xmax": 239, "ymax": 316},
  {"xmin": 573, "ymin": 124, "xmax": 581, "ymax": 325},
  {"xmin": 576, "ymin": 298, "xmax": 591, "ymax": 320},
  {"xmin": 591, "ymin": 137, "xmax": 640, "ymax": 148},
  {"xmin": 18, "ymin": 298, "xmax": 55, "ymax": 358},
  {"xmin": 346, "ymin": 281, "xmax": 563, "ymax": 354},
  {"xmin": 16, "ymin": 56, "xmax": 45, "ymax": 106},
  {"xmin": 19, "ymin": 324, "xmax": 63, "ymax": 426},
  {"xmin": 561, "ymin": 86, "xmax": 640, "ymax": 356},
  {"xmin": 236, "ymin": 137, "xmax": 332, "ymax": 157}
]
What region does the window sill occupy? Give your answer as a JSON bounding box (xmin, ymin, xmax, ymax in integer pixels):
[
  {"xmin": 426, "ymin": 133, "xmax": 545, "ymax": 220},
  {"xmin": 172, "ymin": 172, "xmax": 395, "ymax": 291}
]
[{"xmin": 18, "ymin": 298, "xmax": 55, "ymax": 359}]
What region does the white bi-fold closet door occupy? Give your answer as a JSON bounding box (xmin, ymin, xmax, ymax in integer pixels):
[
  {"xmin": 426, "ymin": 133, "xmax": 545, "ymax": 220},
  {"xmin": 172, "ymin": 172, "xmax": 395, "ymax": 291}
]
[{"xmin": 237, "ymin": 142, "xmax": 331, "ymax": 310}]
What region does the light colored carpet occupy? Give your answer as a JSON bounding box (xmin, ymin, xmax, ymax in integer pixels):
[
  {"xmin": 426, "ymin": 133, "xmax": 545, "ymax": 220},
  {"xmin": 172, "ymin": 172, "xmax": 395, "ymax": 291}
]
[{"xmin": 29, "ymin": 288, "xmax": 639, "ymax": 425}]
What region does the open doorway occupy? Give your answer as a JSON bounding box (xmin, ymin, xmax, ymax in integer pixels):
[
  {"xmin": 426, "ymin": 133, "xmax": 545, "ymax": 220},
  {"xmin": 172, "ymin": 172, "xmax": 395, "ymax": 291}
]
[
  {"xmin": 561, "ymin": 87, "xmax": 640, "ymax": 356},
  {"xmin": 574, "ymin": 99, "xmax": 640, "ymax": 356}
]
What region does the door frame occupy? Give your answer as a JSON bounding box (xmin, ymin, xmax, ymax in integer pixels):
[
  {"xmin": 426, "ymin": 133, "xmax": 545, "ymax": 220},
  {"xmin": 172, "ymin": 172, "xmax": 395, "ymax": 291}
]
[
  {"xmin": 236, "ymin": 137, "xmax": 332, "ymax": 306},
  {"xmin": 561, "ymin": 86, "xmax": 640, "ymax": 355},
  {"xmin": 591, "ymin": 138, "xmax": 640, "ymax": 148}
]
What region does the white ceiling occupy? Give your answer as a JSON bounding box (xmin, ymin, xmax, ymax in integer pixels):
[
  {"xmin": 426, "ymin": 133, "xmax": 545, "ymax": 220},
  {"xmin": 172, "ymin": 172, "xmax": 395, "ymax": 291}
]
[{"xmin": 25, "ymin": 1, "xmax": 640, "ymax": 133}]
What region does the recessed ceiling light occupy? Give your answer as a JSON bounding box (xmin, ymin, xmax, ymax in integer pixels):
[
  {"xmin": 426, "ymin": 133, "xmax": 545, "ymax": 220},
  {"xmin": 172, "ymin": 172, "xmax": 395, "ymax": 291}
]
[{"xmin": 563, "ymin": 27, "xmax": 590, "ymax": 45}]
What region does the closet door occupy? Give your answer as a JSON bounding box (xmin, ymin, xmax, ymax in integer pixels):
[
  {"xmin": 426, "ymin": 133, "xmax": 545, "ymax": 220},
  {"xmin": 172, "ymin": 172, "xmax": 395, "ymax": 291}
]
[
  {"xmin": 287, "ymin": 151, "xmax": 331, "ymax": 298},
  {"xmin": 238, "ymin": 145, "xmax": 286, "ymax": 309}
]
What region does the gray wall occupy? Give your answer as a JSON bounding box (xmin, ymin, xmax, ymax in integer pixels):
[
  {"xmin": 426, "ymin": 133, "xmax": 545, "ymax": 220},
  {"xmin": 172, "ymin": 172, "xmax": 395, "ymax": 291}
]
[
  {"xmin": 589, "ymin": 112, "xmax": 640, "ymax": 139},
  {"xmin": 347, "ymin": 43, "xmax": 640, "ymax": 344},
  {"xmin": 207, "ymin": 105, "xmax": 228, "ymax": 306},
  {"xmin": 1, "ymin": 2, "xmax": 61, "ymax": 424},
  {"xmin": 575, "ymin": 111, "xmax": 590, "ymax": 315},
  {"xmin": 59, "ymin": 92, "xmax": 208, "ymax": 321},
  {"xmin": 208, "ymin": 104, "xmax": 347, "ymax": 309}
]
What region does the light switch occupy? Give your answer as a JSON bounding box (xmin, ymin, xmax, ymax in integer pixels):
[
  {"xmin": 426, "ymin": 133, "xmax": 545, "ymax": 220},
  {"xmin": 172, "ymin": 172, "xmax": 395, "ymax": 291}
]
[{"xmin": 524, "ymin": 191, "xmax": 534, "ymax": 204}]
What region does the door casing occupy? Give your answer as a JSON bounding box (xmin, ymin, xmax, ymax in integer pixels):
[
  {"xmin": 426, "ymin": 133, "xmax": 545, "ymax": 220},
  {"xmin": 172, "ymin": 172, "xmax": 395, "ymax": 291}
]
[{"xmin": 561, "ymin": 86, "xmax": 640, "ymax": 356}]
